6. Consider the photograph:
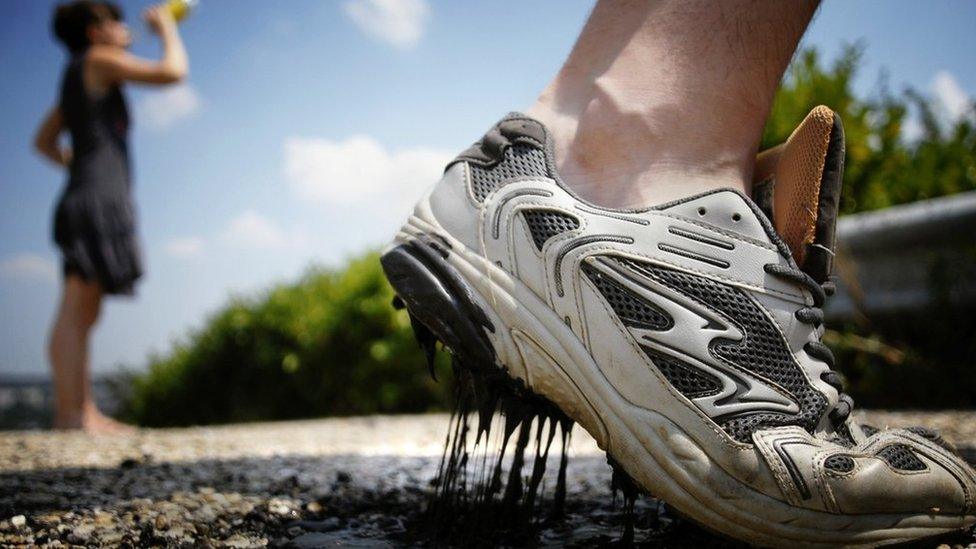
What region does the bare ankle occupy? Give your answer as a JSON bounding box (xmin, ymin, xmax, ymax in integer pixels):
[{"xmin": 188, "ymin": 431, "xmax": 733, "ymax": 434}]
[
  {"xmin": 527, "ymin": 94, "xmax": 754, "ymax": 209},
  {"xmin": 53, "ymin": 408, "xmax": 84, "ymax": 430},
  {"xmin": 524, "ymin": 0, "xmax": 819, "ymax": 209}
]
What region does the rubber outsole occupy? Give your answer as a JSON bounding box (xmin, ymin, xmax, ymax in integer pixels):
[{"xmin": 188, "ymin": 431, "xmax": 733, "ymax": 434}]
[{"xmin": 381, "ymin": 236, "xmax": 496, "ymax": 370}]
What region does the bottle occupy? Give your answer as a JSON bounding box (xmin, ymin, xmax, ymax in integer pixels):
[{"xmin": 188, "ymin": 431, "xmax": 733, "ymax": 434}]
[{"xmin": 164, "ymin": 0, "xmax": 197, "ymax": 22}]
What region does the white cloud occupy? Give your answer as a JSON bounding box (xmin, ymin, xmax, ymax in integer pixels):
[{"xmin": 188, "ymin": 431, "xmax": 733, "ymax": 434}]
[
  {"xmin": 137, "ymin": 84, "xmax": 202, "ymax": 130},
  {"xmin": 0, "ymin": 253, "xmax": 57, "ymax": 283},
  {"xmin": 343, "ymin": 0, "xmax": 430, "ymax": 50},
  {"xmin": 164, "ymin": 236, "xmax": 206, "ymax": 259},
  {"xmin": 930, "ymin": 71, "xmax": 974, "ymax": 128},
  {"xmin": 902, "ymin": 71, "xmax": 974, "ymax": 143},
  {"xmin": 219, "ymin": 210, "xmax": 298, "ymax": 250},
  {"xmin": 901, "ymin": 115, "xmax": 925, "ymax": 143},
  {"xmin": 283, "ymin": 135, "xmax": 451, "ymax": 213}
]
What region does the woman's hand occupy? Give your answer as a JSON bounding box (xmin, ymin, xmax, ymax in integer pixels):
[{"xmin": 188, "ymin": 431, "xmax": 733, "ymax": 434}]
[
  {"xmin": 90, "ymin": 3, "xmax": 188, "ymax": 86},
  {"xmin": 143, "ymin": 5, "xmax": 176, "ymax": 36}
]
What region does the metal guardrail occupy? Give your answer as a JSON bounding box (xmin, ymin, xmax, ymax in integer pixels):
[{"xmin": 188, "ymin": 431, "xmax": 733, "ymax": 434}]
[{"xmin": 826, "ymin": 191, "xmax": 976, "ymax": 321}]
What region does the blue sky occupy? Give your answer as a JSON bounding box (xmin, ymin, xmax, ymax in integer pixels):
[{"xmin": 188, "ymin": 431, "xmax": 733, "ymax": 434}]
[{"xmin": 1, "ymin": 0, "xmax": 974, "ymax": 376}]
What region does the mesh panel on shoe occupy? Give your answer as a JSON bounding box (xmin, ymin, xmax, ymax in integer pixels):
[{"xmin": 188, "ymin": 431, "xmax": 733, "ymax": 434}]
[
  {"xmin": 522, "ymin": 210, "xmax": 580, "ymax": 251},
  {"xmin": 829, "ymin": 422, "xmax": 856, "ymax": 448},
  {"xmin": 905, "ymin": 425, "xmax": 959, "ymax": 455},
  {"xmin": 878, "ymin": 444, "xmax": 927, "ymax": 471},
  {"xmin": 905, "ymin": 425, "xmax": 938, "ymax": 439},
  {"xmin": 617, "ymin": 257, "xmax": 829, "ymax": 443},
  {"xmin": 861, "ymin": 424, "xmax": 880, "ymax": 437},
  {"xmin": 643, "ymin": 348, "xmax": 722, "ymax": 399},
  {"xmin": 468, "ymin": 144, "xmax": 549, "ymax": 201},
  {"xmin": 581, "ymin": 264, "xmax": 673, "ymax": 331},
  {"xmin": 823, "ymin": 454, "xmax": 856, "ymax": 473}
]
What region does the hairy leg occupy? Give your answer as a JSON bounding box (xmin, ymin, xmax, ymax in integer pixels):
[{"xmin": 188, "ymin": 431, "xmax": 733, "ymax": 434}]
[
  {"xmin": 48, "ymin": 275, "xmax": 129, "ymax": 433},
  {"xmin": 527, "ymin": 0, "xmax": 819, "ymax": 208}
]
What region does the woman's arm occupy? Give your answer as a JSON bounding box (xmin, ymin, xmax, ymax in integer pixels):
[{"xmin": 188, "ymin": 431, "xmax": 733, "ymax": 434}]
[
  {"xmin": 90, "ymin": 6, "xmax": 188, "ymax": 86},
  {"xmin": 33, "ymin": 107, "xmax": 71, "ymax": 168}
]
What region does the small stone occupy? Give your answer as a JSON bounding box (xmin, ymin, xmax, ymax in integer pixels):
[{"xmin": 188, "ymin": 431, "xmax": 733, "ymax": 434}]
[
  {"xmin": 100, "ymin": 528, "xmax": 124, "ymax": 545},
  {"xmin": 222, "ymin": 533, "xmax": 257, "ymax": 548},
  {"xmin": 154, "ymin": 514, "xmax": 169, "ymax": 530},
  {"xmin": 10, "ymin": 515, "xmax": 26, "ymax": 528},
  {"xmin": 68, "ymin": 524, "xmax": 95, "ymax": 544},
  {"xmin": 268, "ymin": 499, "xmax": 294, "ymax": 516},
  {"xmin": 35, "ymin": 513, "xmax": 62, "ymax": 526},
  {"xmin": 93, "ymin": 511, "xmax": 114, "ymax": 526},
  {"xmin": 196, "ymin": 505, "xmax": 217, "ymax": 522},
  {"xmin": 305, "ymin": 501, "xmax": 322, "ymax": 514}
]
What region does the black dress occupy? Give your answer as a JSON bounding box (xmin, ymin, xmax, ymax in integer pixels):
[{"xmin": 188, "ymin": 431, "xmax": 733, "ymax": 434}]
[{"xmin": 53, "ymin": 54, "xmax": 143, "ymax": 295}]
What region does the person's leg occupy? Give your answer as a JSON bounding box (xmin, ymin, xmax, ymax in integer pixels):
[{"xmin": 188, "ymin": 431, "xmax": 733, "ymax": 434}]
[
  {"xmin": 526, "ymin": 0, "xmax": 819, "ymax": 208},
  {"xmin": 48, "ymin": 274, "xmax": 128, "ymax": 433}
]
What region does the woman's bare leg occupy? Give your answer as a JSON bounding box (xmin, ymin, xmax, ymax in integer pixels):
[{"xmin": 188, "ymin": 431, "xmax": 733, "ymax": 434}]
[
  {"xmin": 526, "ymin": 0, "xmax": 819, "ymax": 208},
  {"xmin": 48, "ymin": 274, "xmax": 131, "ymax": 433}
]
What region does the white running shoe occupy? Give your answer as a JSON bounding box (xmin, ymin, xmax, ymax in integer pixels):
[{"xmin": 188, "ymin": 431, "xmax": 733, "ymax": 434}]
[{"xmin": 381, "ymin": 107, "xmax": 976, "ymax": 547}]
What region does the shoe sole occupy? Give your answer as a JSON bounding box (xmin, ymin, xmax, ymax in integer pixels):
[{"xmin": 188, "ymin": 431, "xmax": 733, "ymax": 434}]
[{"xmin": 381, "ymin": 203, "xmax": 975, "ymax": 548}]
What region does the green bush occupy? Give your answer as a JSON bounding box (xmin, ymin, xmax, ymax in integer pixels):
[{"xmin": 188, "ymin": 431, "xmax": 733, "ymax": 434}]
[{"xmin": 117, "ymin": 252, "xmax": 452, "ymax": 426}]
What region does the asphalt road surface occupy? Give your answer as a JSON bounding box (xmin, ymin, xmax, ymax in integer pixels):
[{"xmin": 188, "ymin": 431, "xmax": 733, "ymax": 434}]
[{"xmin": 1, "ymin": 411, "xmax": 975, "ymax": 547}]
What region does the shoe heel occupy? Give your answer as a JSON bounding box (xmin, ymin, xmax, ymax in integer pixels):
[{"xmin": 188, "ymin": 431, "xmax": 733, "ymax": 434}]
[
  {"xmin": 382, "ymin": 236, "xmax": 581, "ymax": 541},
  {"xmin": 380, "ymin": 236, "xmax": 496, "ymax": 370}
]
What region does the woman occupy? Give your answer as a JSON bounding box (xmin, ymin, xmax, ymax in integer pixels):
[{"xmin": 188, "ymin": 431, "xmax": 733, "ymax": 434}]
[{"xmin": 33, "ymin": 1, "xmax": 188, "ymax": 432}]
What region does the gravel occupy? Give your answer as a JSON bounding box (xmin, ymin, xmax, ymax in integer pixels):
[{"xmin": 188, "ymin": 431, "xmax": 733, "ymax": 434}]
[{"xmin": 1, "ymin": 411, "xmax": 974, "ymax": 547}]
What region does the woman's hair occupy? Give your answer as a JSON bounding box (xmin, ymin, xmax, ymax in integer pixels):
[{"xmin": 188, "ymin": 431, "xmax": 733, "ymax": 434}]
[{"xmin": 52, "ymin": 1, "xmax": 124, "ymax": 53}]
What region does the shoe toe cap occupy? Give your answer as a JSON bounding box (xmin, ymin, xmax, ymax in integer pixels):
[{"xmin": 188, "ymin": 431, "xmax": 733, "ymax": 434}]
[{"xmin": 822, "ymin": 428, "xmax": 976, "ymax": 515}]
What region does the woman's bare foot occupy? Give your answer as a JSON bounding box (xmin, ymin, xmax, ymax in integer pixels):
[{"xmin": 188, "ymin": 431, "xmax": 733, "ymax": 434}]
[
  {"xmin": 82, "ymin": 409, "xmax": 136, "ymax": 435},
  {"xmin": 54, "ymin": 406, "xmax": 136, "ymax": 435}
]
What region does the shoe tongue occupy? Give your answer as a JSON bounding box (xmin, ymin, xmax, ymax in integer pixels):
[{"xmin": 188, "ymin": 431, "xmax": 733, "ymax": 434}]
[{"xmin": 753, "ymin": 106, "xmax": 845, "ymax": 283}]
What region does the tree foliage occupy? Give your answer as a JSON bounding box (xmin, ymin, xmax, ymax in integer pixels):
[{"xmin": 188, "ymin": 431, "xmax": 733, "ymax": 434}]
[{"xmin": 764, "ymin": 45, "xmax": 976, "ymax": 213}]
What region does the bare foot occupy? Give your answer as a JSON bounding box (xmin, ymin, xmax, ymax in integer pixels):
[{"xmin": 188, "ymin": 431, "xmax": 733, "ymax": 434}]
[
  {"xmin": 54, "ymin": 407, "xmax": 136, "ymax": 435},
  {"xmin": 81, "ymin": 410, "xmax": 136, "ymax": 435}
]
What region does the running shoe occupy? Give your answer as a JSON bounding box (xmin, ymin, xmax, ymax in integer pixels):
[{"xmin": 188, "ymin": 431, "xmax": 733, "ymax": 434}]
[{"xmin": 381, "ymin": 106, "xmax": 976, "ymax": 547}]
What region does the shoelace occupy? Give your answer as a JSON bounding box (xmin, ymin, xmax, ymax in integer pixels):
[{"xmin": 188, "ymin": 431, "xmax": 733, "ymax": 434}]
[{"xmin": 763, "ymin": 263, "xmax": 854, "ymax": 428}]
